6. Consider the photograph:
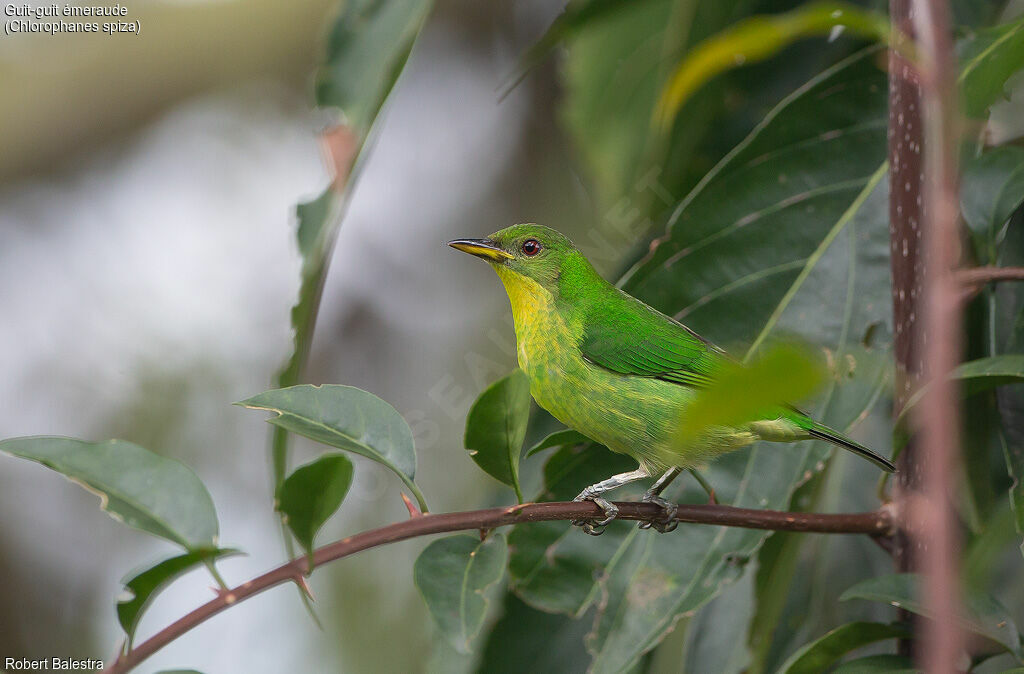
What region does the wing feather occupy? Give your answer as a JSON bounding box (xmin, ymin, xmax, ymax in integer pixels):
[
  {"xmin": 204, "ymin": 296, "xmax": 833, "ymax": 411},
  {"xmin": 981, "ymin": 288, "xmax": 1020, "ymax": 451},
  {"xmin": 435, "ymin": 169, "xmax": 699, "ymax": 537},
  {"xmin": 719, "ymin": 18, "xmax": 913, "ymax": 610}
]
[{"xmin": 579, "ymin": 290, "xmax": 726, "ymax": 388}]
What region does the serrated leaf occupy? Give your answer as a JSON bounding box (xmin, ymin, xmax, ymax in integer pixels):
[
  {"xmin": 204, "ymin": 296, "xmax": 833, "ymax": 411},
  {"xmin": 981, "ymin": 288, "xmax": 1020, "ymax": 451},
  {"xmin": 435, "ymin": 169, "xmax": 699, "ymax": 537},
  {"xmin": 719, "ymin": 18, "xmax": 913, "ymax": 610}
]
[
  {"xmin": 277, "ymin": 453, "xmax": 354, "ymax": 565},
  {"xmin": 831, "ymin": 654, "xmax": 917, "ymax": 673},
  {"xmin": 525, "ymin": 429, "xmax": 590, "ymax": 459},
  {"xmin": 841, "ymin": 573, "xmax": 1023, "ymax": 660},
  {"xmin": 958, "ymin": 14, "xmax": 1024, "ymax": 119},
  {"xmin": 464, "ymin": 369, "xmax": 532, "ymax": 502},
  {"xmin": 512, "ymin": 48, "xmax": 893, "ymax": 674},
  {"xmin": 241, "ymin": 385, "xmax": 426, "ymax": 511},
  {"xmin": 414, "ymin": 533, "xmax": 508, "ymax": 654},
  {"xmin": 0, "ymin": 437, "xmax": 219, "ymax": 550},
  {"xmin": 117, "ymin": 548, "xmax": 240, "ymax": 647},
  {"xmin": 776, "ymin": 621, "xmax": 910, "ymax": 674},
  {"xmin": 961, "ymin": 147, "xmax": 1024, "ymax": 262}
]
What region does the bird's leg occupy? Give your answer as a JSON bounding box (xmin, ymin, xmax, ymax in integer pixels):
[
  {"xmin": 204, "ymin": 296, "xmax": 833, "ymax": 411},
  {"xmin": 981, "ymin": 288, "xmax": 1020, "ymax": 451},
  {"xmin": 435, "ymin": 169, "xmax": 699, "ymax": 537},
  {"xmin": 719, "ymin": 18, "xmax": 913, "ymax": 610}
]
[
  {"xmin": 572, "ymin": 469, "xmax": 649, "ymax": 536},
  {"xmin": 638, "ymin": 467, "xmax": 681, "ymax": 533},
  {"xmin": 688, "ymin": 468, "xmax": 717, "ymax": 504}
]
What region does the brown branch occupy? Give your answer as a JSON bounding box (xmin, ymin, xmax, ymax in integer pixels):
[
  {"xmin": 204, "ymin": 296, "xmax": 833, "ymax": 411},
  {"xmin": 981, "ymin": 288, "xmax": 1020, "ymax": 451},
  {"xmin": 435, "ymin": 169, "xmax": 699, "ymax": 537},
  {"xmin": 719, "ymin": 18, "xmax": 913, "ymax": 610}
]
[
  {"xmin": 102, "ymin": 501, "xmax": 893, "ymax": 674},
  {"xmin": 955, "ymin": 266, "xmax": 1024, "ymax": 286},
  {"xmin": 956, "ymin": 266, "xmax": 1024, "ymax": 303},
  {"xmin": 911, "ymin": 0, "xmax": 963, "ymax": 672}
]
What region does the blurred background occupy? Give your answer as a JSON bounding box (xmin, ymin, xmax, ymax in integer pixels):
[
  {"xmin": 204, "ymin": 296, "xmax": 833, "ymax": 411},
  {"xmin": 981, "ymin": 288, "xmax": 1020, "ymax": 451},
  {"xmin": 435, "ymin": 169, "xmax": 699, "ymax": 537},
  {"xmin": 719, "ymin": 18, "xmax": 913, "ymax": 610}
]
[
  {"xmin": 0, "ymin": 1, "xmax": 600, "ymax": 672},
  {"xmin": 2, "ymin": 1, "xmax": 1023, "ymax": 673}
]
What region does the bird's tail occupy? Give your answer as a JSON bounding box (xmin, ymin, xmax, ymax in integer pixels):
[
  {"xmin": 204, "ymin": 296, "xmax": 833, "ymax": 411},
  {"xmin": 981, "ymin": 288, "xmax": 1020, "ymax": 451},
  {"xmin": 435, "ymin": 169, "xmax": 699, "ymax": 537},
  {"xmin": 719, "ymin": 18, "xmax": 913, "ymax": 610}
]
[{"xmin": 802, "ymin": 419, "xmax": 896, "ymax": 473}]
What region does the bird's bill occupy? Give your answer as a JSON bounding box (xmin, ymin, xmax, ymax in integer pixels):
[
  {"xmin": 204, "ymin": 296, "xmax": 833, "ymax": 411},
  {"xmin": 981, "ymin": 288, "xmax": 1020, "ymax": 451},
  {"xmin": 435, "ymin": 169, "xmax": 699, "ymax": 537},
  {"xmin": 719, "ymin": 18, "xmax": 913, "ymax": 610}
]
[{"xmin": 447, "ymin": 238, "xmax": 513, "ymax": 262}]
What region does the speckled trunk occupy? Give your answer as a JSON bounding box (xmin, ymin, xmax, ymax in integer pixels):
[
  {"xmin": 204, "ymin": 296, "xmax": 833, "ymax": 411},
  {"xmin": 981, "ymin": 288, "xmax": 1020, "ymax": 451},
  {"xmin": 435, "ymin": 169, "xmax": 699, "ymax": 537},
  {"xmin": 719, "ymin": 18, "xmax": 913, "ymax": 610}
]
[{"xmin": 888, "ymin": 0, "xmax": 924, "ymax": 655}]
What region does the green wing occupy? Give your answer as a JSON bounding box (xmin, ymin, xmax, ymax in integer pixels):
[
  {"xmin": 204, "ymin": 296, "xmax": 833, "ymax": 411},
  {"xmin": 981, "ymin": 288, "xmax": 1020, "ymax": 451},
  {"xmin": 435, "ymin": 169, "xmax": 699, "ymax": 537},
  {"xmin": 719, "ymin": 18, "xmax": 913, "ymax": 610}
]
[{"xmin": 579, "ymin": 290, "xmax": 726, "ymax": 387}]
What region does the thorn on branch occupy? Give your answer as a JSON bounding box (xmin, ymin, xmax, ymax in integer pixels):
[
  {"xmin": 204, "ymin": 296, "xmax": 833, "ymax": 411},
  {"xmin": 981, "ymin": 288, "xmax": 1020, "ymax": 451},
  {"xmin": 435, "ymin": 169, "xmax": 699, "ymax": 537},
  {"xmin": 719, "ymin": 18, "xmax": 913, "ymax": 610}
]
[
  {"xmin": 293, "ymin": 574, "xmax": 315, "ymax": 602},
  {"xmin": 401, "ymin": 492, "xmax": 423, "ymax": 518}
]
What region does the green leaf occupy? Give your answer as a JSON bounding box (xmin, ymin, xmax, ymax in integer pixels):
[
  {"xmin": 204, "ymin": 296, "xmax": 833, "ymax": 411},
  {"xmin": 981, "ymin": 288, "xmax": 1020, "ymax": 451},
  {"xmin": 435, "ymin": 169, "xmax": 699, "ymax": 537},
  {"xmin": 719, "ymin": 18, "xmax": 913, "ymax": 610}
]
[
  {"xmin": 476, "ymin": 593, "xmax": 591, "ymax": 674},
  {"xmin": 562, "ymin": 0, "xmax": 774, "ymax": 216},
  {"xmin": 656, "ymin": 1, "xmax": 888, "ymax": 130},
  {"xmin": 241, "ymin": 385, "xmax": 427, "ymax": 512},
  {"xmin": 464, "ymin": 369, "xmax": 532, "ymax": 502},
  {"xmin": 0, "ymin": 437, "xmax": 219, "ymax": 550},
  {"xmin": 117, "ymin": 548, "xmax": 240, "ymax": 647},
  {"xmin": 525, "ymin": 429, "xmax": 590, "ymax": 459},
  {"xmin": 894, "ymin": 355, "xmax": 1024, "ymax": 448},
  {"xmin": 776, "ymin": 621, "xmax": 910, "ymax": 674},
  {"xmin": 512, "ymin": 48, "xmax": 893, "ymax": 673},
  {"xmin": 676, "ymin": 342, "xmax": 826, "ymax": 443},
  {"xmin": 958, "ymin": 14, "xmax": 1024, "ymax": 119},
  {"xmin": 414, "ymin": 533, "xmax": 508, "ymax": 654},
  {"xmin": 961, "ymin": 147, "xmax": 1024, "ymax": 262},
  {"xmin": 270, "ymin": 0, "xmax": 433, "ymax": 528},
  {"xmin": 277, "ymin": 453, "xmax": 354, "ymax": 566},
  {"xmin": 841, "ymin": 573, "xmax": 1023, "ymax": 660},
  {"xmin": 315, "ymin": 0, "xmax": 433, "ymax": 137},
  {"xmin": 831, "ymin": 655, "xmax": 917, "ymax": 673}
]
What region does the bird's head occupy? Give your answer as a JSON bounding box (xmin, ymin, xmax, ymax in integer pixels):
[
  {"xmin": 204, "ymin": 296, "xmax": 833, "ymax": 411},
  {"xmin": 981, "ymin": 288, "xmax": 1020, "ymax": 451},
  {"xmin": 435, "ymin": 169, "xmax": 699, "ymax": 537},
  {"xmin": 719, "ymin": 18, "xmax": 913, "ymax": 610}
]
[{"xmin": 448, "ymin": 224, "xmax": 581, "ymax": 296}]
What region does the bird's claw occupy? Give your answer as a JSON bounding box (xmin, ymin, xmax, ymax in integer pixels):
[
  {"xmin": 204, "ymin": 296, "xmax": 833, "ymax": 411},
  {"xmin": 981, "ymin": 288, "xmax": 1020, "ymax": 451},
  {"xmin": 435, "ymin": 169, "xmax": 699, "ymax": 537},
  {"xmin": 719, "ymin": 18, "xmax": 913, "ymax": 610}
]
[
  {"xmin": 638, "ymin": 494, "xmax": 678, "ymax": 533},
  {"xmin": 572, "ymin": 495, "xmax": 619, "ymax": 536}
]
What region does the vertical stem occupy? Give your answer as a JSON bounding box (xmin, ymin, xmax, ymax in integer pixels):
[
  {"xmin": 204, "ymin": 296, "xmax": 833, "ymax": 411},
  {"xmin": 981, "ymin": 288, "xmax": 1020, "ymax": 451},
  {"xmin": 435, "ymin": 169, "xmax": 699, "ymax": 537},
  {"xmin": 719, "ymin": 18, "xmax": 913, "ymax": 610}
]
[
  {"xmin": 911, "ymin": 1, "xmax": 963, "ymax": 672},
  {"xmin": 887, "ymin": 0, "xmax": 926, "ymax": 655}
]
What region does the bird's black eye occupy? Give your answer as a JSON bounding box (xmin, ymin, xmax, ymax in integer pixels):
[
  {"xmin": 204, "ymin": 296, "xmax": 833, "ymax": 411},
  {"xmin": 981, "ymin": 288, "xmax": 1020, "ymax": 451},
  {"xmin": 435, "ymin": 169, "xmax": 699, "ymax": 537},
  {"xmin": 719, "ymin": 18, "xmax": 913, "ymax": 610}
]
[{"xmin": 521, "ymin": 239, "xmax": 541, "ymax": 256}]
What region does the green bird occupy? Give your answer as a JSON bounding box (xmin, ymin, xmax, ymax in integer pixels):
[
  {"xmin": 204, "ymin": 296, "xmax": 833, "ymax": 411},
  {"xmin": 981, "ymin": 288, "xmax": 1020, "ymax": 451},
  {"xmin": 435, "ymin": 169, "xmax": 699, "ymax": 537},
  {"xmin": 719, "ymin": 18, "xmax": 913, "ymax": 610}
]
[{"xmin": 449, "ymin": 224, "xmax": 895, "ymax": 534}]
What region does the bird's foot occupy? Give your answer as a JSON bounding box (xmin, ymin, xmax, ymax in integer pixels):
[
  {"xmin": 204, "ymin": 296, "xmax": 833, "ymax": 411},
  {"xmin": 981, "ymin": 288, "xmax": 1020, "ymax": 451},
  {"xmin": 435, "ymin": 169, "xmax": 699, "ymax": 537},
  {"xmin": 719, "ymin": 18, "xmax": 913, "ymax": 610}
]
[
  {"xmin": 572, "ymin": 493, "xmax": 619, "ymax": 536},
  {"xmin": 707, "ymin": 489, "xmax": 717, "ymax": 505},
  {"xmin": 638, "ymin": 493, "xmax": 678, "ymax": 533}
]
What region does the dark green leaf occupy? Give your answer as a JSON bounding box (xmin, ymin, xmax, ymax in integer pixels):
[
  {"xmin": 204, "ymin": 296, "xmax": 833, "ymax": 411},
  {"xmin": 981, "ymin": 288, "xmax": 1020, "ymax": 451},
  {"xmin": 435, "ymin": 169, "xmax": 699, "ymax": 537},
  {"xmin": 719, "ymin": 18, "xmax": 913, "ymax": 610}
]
[
  {"xmin": 414, "ymin": 533, "xmax": 508, "ymax": 654},
  {"xmin": 464, "ymin": 369, "xmax": 532, "ymax": 502},
  {"xmin": 477, "ymin": 593, "xmax": 591, "ymax": 674},
  {"xmin": 118, "ymin": 548, "xmax": 240, "ymax": 647},
  {"xmin": 525, "ymin": 429, "xmax": 590, "ymax": 458},
  {"xmin": 776, "ymin": 621, "xmax": 910, "ymax": 674},
  {"xmin": 841, "ymin": 573, "xmax": 1023, "ymax": 660},
  {"xmin": 277, "ymin": 453, "xmax": 354, "ymax": 565},
  {"xmin": 0, "ymin": 437, "xmax": 219, "ymax": 550},
  {"xmin": 961, "ymin": 147, "xmax": 1024, "ymax": 261},
  {"xmin": 958, "ymin": 14, "xmax": 1024, "ymax": 118},
  {"xmin": 241, "ymin": 385, "xmax": 426, "ymax": 511},
  {"xmin": 831, "ymin": 654, "xmax": 917, "ymax": 673}
]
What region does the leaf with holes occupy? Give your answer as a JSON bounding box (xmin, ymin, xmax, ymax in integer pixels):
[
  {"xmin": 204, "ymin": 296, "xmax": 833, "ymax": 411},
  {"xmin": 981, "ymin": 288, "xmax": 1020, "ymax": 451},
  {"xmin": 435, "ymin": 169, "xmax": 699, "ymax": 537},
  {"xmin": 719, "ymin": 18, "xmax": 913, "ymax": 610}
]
[
  {"xmin": 414, "ymin": 533, "xmax": 508, "ymax": 654},
  {"xmin": 464, "ymin": 369, "xmax": 532, "ymax": 502}
]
